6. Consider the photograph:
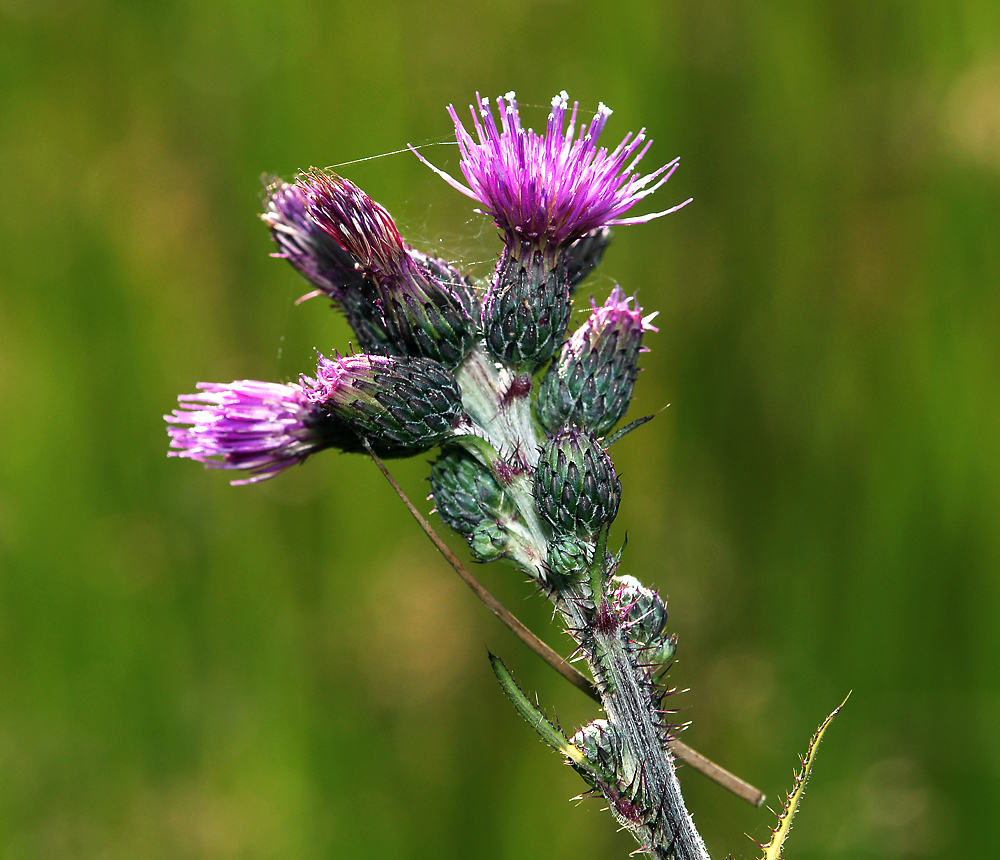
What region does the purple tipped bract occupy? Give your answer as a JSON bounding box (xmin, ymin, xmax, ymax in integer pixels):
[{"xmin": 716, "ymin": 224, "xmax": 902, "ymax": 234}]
[
  {"xmin": 301, "ymin": 170, "xmax": 409, "ymax": 280},
  {"xmin": 166, "ymin": 381, "xmax": 328, "ymax": 484},
  {"xmin": 413, "ymin": 91, "xmax": 691, "ymax": 248},
  {"xmin": 585, "ymin": 285, "xmax": 659, "ymax": 338},
  {"xmin": 303, "ymin": 352, "xmax": 391, "ymax": 403}
]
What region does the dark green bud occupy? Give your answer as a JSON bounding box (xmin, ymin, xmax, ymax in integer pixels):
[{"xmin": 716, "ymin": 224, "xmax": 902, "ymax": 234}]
[
  {"xmin": 430, "ymin": 448, "xmax": 514, "ymax": 535},
  {"xmin": 536, "ymin": 286, "xmax": 656, "ymax": 437},
  {"xmin": 533, "ymin": 428, "xmax": 621, "ymax": 536},
  {"xmin": 310, "ymin": 353, "xmax": 468, "ymax": 456},
  {"xmin": 611, "ymin": 575, "xmax": 676, "ymax": 666},
  {"xmin": 482, "ymin": 244, "xmax": 571, "ymax": 368}
]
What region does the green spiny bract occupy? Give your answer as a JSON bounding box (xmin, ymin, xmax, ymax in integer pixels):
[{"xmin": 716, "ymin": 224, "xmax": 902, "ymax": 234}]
[
  {"xmin": 311, "ymin": 353, "xmax": 469, "ymax": 455},
  {"xmin": 612, "ymin": 575, "xmax": 677, "ymax": 668},
  {"xmin": 536, "ymin": 286, "xmax": 656, "ymax": 437},
  {"xmin": 534, "ymin": 427, "xmax": 621, "ymax": 537},
  {"xmin": 372, "ymin": 258, "xmax": 478, "ymax": 368},
  {"xmin": 482, "ymin": 244, "xmax": 572, "ymax": 369}
]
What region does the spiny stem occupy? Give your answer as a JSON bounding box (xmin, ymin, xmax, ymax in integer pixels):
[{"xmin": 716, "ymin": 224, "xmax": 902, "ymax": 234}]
[{"xmin": 364, "ymin": 439, "xmax": 765, "ymax": 808}]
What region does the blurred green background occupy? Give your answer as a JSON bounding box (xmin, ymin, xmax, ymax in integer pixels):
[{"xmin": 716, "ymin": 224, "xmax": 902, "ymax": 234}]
[{"xmin": 1, "ymin": 0, "xmax": 998, "ymax": 857}]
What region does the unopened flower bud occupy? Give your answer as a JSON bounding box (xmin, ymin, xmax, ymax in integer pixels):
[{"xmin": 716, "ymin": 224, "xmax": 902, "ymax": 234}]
[
  {"xmin": 469, "ymin": 521, "xmax": 509, "ymax": 561},
  {"xmin": 306, "ymin": 353, "xmax": 468, "ymax": 456},
  {"xmin": 546, "ymin": 534, "xmax": 591, "ymax": 580},
  {"xmin": 612, "ymin": 575, "xmax": 676, "ymax": 666},
  {"xmin": 482, "ymin": 244, "xmax": 571, "ymax": 368},
  {"xmin": 534, "ymin": 428, "xmax": 621, "ymax": 536},
  {"xmin": 430, "ymin": 448, "xmax": 514, "ymax": 536},
  {"xmin": 571, "ymin": 720, "xmax": 640, "ymax": 798},
  {"xmin": 537, "ymin": 286, "xmax": 657, "ymax": 437}
]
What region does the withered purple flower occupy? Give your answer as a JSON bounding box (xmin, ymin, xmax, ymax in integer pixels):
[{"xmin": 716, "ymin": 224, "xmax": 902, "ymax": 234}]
[
  {"xmin": 264, "ymin": 172, "xmax": 476, "ymax": 366},
  {"xmin": 414, "ymin": 91, "xmax": 691, "ymax": 250}
]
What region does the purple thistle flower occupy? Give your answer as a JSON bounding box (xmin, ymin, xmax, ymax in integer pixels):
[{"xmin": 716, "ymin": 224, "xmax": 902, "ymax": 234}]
[
  {"xmin": 413, "ymin": 91, "xmax": 692, "ymax": 249},
  {"xmin": 166, "ymin": 381, "xmax": 335, "ymax": 485},
  {"xmin": 266, "ymin": 170, "xmax": 476, "ymax": 366},
  {"xmin": 261, "ymin": 178, "xmax": 369, "ymax": 305}
]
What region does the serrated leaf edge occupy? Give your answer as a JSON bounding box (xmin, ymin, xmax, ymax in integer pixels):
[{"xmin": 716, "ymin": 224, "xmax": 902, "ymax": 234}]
[{"xmin": 759, "ymin": 692, "xmax": 851, "ymax": 860}]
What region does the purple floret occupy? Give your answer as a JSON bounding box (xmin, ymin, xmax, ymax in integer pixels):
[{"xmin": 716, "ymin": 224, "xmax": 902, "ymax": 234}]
[
  {"xmin": 413, "ymin": 91, "xmax": 691, "ymax": 248},
  {"xmin": 261, "ymin": 179, "xmax": 367, "ymax": 305},
  {"xmin": 166, "ymin": 381, "xmax": 329, "ymax": 484},
  {"xmin": 302, "ymin": 351, "xmax": 386, "ymax": 405},
  {"xmin": 585, "ymin": 285, "xmax": 659, "ymax": 340}
]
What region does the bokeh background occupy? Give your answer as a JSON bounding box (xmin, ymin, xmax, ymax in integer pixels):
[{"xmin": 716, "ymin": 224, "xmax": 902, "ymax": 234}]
[{"xmin": 2, "ymin": 0, "xmax": 999, "ymax": 857}]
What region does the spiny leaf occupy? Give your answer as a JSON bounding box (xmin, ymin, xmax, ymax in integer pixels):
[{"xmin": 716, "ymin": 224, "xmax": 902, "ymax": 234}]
[
  {"xmin": 488, "ymin": 653, "xmax": 588, "ymax": 769},
  {"xmin": 759, "ymin": 692, "xmax": 850, "ymax": 860},
  {"xmin": 603, "ymin": 413, "xmax": 656, "ymax": 447}
]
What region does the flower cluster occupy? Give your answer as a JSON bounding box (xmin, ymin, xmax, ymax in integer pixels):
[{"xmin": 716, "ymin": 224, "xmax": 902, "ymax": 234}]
[{"xmin": 166, "ymin": 93, "xmax": 706, "ymax": 860}]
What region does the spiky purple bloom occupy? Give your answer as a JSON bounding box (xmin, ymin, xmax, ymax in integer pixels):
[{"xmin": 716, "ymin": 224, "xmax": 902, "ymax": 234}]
[
  {"xmin": 580, "ymin": 284, "xmax": 660, "ymax": 343},
  {"xmin": 261, "ymin": 178, "xmax": 364, "ymax": 304},
  {"xmin": 267, "ymin": 171, "xmax": 476, "ymax": 366},
  {"xmin": 414, "ymin": 92, "xmax": 691, "ymax": 249},
  {"xmin": 537, "ymin": 286, "xmax": 658, "ymax": 436},
  {"xmin": 166, "ymin": 381, "xmax": 335, "ymax": 485}
]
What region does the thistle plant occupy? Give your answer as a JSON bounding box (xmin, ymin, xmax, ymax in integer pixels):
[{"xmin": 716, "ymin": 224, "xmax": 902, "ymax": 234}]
[{"xmin": 167, "ymin": 91, "xmax": 842, "ymax": 860}]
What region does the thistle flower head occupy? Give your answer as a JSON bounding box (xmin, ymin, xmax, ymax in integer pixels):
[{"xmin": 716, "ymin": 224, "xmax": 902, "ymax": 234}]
[
  {"xmin": 414, "ymin": 91, "xmax": 691, "ymax": 249},
  {"xmin": 534, "ymin": 426, "xmax": 622, "ymax": 536},
  {"xmin": 291, "ymin": 171, "xmax": 478, "ymax": 365},
  {"xmin": 537, "ymin": 286, "xmax": 657, "ymax": 437},
  {"xmin": 301, "ymin": 170, "xmax": 410, "ymax": 282},
  {"xmin": 165, "ymin": 381, "xmax": 335, "ymax": 484},
  {"xmin": 261, "ymin": 178, "xmax": 368, "ymax": 305},
  {"xmin": 304, "ymin": 351, "xmax": 471, "ymax": 454}
]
